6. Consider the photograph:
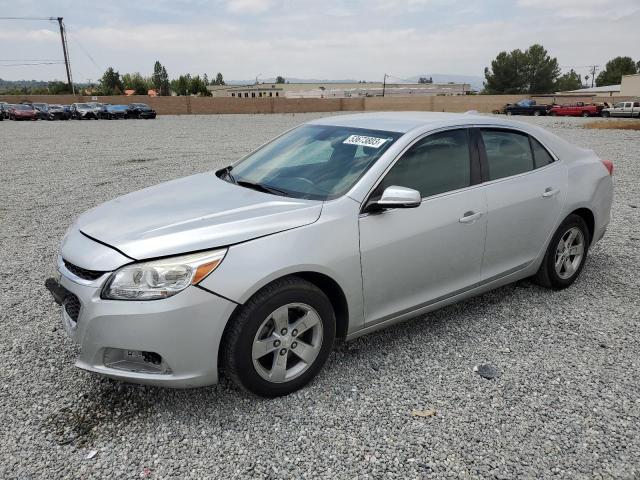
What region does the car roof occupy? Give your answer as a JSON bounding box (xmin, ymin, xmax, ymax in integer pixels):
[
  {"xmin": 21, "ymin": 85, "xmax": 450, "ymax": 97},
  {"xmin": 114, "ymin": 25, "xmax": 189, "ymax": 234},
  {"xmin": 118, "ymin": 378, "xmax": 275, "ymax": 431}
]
[
  {"xmin": 308, "ymin": 111, "xmax": 582, "ymax": 161},
  {"xmin": 307, "ymin": 111, "xmax": 514, "ymax": 133}
]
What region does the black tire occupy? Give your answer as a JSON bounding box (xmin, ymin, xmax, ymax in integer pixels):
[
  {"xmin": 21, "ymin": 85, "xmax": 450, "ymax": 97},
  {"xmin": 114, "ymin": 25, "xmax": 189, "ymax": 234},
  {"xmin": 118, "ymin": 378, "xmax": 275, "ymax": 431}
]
[
  {"xmin": 533, "ymin": 110, "xmax": 541, "ymax": 116},
  {"xmin": 549, "ymin": 111, "xmax": 557, "ymax": 117},
  {"xmin": 221, "ymin": 276, "xmax": 336, "ymax": 397},
  {"xmin": 602, "ymin": 111, "xmax": 610, "ymax": 118},
  {"xmin": 582, "ymin": 111, "xmax": 590, "ymax": 117},
  {"xmin": 533, "ymin": 214, "xmax": 590, "ymax": 290}
]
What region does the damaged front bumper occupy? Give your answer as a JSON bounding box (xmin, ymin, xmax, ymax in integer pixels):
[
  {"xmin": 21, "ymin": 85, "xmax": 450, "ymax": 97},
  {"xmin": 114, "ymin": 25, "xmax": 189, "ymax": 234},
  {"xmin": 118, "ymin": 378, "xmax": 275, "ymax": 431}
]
[{"xmin": 46, "ymin": 255, "xmax": 237, "ymax": 388}]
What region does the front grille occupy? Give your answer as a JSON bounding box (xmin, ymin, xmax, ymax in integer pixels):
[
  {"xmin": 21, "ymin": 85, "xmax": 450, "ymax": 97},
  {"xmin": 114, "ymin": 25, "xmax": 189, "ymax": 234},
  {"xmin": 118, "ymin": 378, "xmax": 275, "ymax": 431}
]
[
  {"xmin": 63, "ymin": 259, "xmax": 105, "ymax": 281},
  {"xmin": 64, "ymin": 294, "xmax": 81, "ymax": 322}
]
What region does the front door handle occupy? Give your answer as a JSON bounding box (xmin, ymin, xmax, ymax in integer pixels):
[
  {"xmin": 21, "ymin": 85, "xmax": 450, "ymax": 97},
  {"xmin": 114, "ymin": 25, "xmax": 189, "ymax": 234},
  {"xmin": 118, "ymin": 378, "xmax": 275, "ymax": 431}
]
[
  {"xmin": 459, "ymin": 211, "xmax": 483, "ymax": 223},
  {"xmin": 542, "ymin": 187, "xmax": 560, "ymax": 198}
]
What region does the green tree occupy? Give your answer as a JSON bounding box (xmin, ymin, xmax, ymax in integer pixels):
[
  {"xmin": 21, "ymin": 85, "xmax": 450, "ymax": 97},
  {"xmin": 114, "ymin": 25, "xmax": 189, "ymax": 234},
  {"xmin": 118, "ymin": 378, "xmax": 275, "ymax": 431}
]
[
  {"xmin": 99, "ymin": 67, "xmax": 124, "ymax": 95},
  {"xmin": 152, "ymin": 61, "xmax": 164, "ymax": 92},
  {"xmin": 596, "ymin": 56, "xmax": 637, "ymax": 86},
  {"xmin": 483, "ymin": 44, "xmax": 560, "ymax": 94},
  {"xmin": 555, "ymin": 69, "xmax": 583, "ymax": 92},
  {"xmin": 188, "ymin": 75, "xmax": 211, "ymax": 96},
  {"xmin": 48, "ymin": 81, "xmax": 72, "ymax": 94},
  {"xmin": 122, "ymin": 72, "xmax": 150, "ymax": 95},
  {"xmin": 215, "ymin": 72, "xmax": 225, "ymax": 85},
  {"xmin": 171, "ymin": 74, "xmax": 191, "ymax": 96},
  {"xmin": 275, "ymin": 75, "xmax": 285, "ymax": 84},
  {"xmin": 159, "ymin": 67, "xmax": 170, "ymax": 96}
]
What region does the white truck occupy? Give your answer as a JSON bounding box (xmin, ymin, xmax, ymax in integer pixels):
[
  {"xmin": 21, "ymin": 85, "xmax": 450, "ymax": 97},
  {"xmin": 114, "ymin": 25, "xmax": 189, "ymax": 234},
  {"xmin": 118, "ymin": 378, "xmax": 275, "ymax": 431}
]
[{"xmin": 602, "ymin": 100, "xmax": 640, "ymax": 118}]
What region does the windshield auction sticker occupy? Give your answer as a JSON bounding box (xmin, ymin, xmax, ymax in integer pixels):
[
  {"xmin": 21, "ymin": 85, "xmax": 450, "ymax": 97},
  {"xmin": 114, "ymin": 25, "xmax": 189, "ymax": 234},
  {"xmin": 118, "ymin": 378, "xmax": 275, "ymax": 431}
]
[{"xmin": 343, "ymin": 135, "xmax": 389, "ymax": 148}]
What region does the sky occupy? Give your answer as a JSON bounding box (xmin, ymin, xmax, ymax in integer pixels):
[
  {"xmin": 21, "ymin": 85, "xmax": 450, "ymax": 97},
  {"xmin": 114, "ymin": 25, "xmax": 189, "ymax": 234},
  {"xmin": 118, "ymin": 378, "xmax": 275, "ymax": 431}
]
[{"xmin": 0, "ymin": 0, "xmax": 638, "ymax": 84}]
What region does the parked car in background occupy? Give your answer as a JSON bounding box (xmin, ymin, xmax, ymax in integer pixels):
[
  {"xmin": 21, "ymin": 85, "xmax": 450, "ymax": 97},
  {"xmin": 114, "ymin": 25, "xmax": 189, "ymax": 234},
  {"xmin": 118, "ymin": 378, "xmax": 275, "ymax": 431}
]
[
  {"xmin": 126, "ymin": 103, "xmax": 156, "ymax": 119},
  {"xmin": 8, "ymin": 104, "xmax": 38, "ymax": 121},
  {"xmin": 601, "ymin": 101, "xmax": 640, "ymax": 118},
  {"xmin": 47, "ymin": 104, "xmax": 71, "ymax": 120},
  {"xmin": 46, "ymin": 112, "xmax": 613, "ymax": 397},
  {"xmin": 505, "ymin": 99, "xmax": 551, "ymax": 116},
  {"xmin": 101, "ymin": 104, "xmax": 129, "ymax": 120},
  {"xmin": 31, "ymin": 103, "xmax": 51, "ymax": 120},
  {"xmin": 549, "ymin": 102, "xmax": 603, "ymax": 117},
  {"xmin": 0, "ymin": 103, "xmax": 9, "ymax": 119},
  {"xmin": 71, "ymin": 103, "xmax": 100, "ymax": 120}
]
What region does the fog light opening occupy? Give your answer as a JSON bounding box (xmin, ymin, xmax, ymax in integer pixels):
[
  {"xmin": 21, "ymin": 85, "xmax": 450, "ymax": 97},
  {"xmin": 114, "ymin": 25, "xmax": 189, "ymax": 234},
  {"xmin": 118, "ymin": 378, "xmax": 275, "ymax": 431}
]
[{"xmin": 104, "ymin": 348, "xmax": 172, "ymax": 375}]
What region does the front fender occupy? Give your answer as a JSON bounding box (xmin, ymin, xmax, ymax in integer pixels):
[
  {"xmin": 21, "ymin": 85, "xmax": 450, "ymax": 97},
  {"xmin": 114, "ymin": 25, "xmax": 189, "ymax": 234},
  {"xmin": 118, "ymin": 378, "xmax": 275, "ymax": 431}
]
[{"xmin": 199, "ymin": 197, "xmax": 365, "ymax": 335}]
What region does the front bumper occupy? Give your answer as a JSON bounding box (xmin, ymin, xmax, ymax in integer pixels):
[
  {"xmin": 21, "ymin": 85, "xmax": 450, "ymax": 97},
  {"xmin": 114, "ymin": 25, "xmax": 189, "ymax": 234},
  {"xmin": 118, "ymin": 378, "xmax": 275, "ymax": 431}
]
[{"xmin": 47, "ymin": 259, "xmax": 237, "ymax": 388}]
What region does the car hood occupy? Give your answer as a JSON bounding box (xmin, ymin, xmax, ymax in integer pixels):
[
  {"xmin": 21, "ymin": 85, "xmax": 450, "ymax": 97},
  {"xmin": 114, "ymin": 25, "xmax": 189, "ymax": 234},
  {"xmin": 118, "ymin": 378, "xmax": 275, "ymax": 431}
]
[{"xmin": 76, "ymin": 172, "xmax": 323, "ymax": 260}]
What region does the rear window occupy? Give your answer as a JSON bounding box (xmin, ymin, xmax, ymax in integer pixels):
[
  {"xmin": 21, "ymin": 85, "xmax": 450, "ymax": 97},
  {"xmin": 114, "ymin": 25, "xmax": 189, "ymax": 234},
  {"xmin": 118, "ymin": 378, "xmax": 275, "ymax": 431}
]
[
  {"xmin": 481, "ymin": 130, "xmax": 533, "ymax": 180},
  {"xmin": 530, "ymin": 137, "xmax": 555, "ymax": 168}
]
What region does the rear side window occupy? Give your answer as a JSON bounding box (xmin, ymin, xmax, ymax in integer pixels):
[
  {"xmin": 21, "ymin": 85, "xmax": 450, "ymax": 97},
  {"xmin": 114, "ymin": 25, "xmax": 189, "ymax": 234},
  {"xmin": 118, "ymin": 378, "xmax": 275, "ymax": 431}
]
[
  {"xmin": 634, "ymin": 102, "xmax": 640, "ymax": 108},
  {"xmin": 481, "ymin": 130, "xmax": 533, "ymax": 180},
  {"xmin": 375, "ymin": 129, "xmax": 471, "ymax": 198},
  {"xmin": 530, "ymin": 137, "xmax": 555, "ymax": 168}
]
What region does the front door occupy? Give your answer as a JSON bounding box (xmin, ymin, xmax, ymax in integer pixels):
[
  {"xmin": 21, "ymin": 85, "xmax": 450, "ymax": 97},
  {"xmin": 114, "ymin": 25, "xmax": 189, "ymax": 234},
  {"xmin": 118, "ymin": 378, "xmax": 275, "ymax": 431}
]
[{"xmin": 359, "ymin": 128, "xmax": 487, "ymax": 325}]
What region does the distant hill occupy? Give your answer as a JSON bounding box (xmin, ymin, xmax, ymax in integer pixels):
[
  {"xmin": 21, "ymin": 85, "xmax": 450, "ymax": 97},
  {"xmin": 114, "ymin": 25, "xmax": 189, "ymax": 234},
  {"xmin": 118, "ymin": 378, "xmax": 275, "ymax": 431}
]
[{"xmin": 0, "ymin": 78, "xmax": 49, "ymax": 91}]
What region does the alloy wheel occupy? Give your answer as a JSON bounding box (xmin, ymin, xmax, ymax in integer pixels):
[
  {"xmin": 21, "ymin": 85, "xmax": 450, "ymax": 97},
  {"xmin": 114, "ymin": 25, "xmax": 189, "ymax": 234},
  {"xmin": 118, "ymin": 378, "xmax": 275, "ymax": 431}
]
[
  {"xmin": 554, "ymin": 227, "xmax": 585, "ymax": 279},
  {"xmin": 252, "ymin": 303, "xmax": 323, "ymax": 383}
]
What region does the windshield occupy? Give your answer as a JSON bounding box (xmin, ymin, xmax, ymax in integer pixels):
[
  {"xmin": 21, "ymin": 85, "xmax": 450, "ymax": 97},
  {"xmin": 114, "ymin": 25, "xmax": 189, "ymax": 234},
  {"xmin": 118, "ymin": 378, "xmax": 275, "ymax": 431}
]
[
  {"xmin": 228, "ymin": 124, "xmax": 402, "ymax": 200},
  {"xmin": 75, "ymin": 103, "xmax": 90, "ymax": 108},
  {"xmin": 15, "ymin": 105, "xmax": 33, "ymax": 111}
]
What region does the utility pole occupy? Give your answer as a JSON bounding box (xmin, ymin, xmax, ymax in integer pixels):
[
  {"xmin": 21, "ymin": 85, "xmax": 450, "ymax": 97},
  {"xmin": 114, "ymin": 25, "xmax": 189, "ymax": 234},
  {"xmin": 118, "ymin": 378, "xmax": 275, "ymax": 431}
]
[
  {"xmin": 382, "ymin": 73, "xmax": 388, "ymax": 97},
  {"xmin": 587, "ymin": 65, "xmax": 599, "ymax": 88},
  {"xmin": 55, "ymin": 17, "xmax": 75, "ymax": 95}
]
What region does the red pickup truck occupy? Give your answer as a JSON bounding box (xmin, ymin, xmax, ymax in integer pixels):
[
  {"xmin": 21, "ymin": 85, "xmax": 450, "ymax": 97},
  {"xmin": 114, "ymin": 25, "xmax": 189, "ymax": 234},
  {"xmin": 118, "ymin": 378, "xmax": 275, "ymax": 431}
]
[{"xmin": 548, "ymin": 102, "xmax": 603, "ymax": 117}]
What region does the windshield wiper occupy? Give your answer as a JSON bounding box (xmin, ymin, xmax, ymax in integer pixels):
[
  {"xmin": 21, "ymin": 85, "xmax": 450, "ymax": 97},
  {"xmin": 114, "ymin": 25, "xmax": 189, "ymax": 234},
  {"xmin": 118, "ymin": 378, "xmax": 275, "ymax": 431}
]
[
  {"xmin": 236, "ymin": 180, "xmax": 289, "ymax": 197},
  {"xmin": 220, "ymin": 165, "xmax": 236, "ymax": 184}
]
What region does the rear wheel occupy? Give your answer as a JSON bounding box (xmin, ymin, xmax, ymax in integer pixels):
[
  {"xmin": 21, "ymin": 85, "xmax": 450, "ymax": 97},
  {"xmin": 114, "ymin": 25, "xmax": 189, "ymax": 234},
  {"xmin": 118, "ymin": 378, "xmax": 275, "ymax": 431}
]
[
  {"xmin": 221, "ymin": 277, "xmax": 336, "ymax": 397},
  {"xmin": 533, "ymin": 110, "xmax": 541, "ymax": 116},
  {"xmin": 582, "ymin": 111, "xmax": 590, "ymax": 117},
  {"xmin": 506, "ymin": 110, "xmax": 513, "ymax": 116},
  {"xmin": 533, "ymin": 214, "xmax": 589, "ymax": 290},
  {"xmin": 602, "ymin": 111, "xmax": 610, "ymax": 118}
]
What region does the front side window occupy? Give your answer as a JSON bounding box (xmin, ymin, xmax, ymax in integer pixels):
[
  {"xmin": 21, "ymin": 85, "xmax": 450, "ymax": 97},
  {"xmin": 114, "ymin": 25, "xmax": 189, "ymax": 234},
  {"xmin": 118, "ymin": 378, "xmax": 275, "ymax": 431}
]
[
  {"xmin": 481, "ymin": 130, "xmax": 533, "ymax": 180},
  {"xmin": 374, "ymin": 129, "xmax": 471, "ymax": 199},
  {"xmin": 229, "ymin": 125, "xmax": 402, "ymax": 200},
  {"xmin": 614, "ymin": 103, "xmax": 624, "ymax": 108}
]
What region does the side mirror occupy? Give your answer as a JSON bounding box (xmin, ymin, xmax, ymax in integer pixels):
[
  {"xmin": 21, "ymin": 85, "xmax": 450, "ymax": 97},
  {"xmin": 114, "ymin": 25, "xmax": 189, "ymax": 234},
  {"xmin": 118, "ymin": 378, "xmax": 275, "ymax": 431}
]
[{"xmin": 366, "ymin": 186, "xmax": 422, "ymax": 212}]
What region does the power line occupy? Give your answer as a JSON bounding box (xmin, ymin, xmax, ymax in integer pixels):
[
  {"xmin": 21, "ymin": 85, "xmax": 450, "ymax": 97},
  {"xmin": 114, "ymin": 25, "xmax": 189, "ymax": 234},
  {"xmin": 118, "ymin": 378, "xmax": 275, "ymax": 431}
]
[{"xmin": 0, "ymin": 61, "xmax": 65, "ymax": 66}]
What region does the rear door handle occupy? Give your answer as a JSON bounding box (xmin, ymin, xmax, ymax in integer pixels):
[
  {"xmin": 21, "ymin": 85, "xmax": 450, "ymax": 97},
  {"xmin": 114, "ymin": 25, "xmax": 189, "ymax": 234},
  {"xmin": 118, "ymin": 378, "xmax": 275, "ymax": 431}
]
[
  {"xmin": 459, "ymin": 211, "xmax": 483, "ymax": 223},
  {"xmin": 542, "ymin": 187, "xmax": 560, "ymax": 198}
]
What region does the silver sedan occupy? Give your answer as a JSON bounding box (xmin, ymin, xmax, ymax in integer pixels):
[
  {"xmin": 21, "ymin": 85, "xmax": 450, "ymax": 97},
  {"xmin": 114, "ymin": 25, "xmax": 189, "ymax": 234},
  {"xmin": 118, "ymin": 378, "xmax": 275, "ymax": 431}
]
[{"xmin": 46, "ymin": 112, "xmax": 614, "ymax": 397}]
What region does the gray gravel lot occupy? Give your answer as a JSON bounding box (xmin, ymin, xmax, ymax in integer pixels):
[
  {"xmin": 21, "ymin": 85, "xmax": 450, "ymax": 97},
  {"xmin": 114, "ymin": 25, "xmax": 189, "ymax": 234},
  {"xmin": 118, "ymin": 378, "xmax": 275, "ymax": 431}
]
[{"xmin": 1, "ymin": 114, "xmax": 639, "ymax": 479}]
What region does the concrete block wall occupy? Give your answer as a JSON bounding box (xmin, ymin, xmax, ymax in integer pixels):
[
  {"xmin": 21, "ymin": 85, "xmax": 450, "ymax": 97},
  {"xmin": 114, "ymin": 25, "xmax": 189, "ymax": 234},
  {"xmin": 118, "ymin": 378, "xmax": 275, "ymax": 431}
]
[{"xmin": 0, "ymin": 94, "xmax": 634, "ymax": 116}]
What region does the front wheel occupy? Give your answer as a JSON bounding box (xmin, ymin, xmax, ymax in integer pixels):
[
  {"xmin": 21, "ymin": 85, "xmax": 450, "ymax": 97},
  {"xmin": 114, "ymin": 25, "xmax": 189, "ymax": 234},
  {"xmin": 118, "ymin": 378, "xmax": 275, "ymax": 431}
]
[
  {"xmin": 582, "ymin": 111, "xmax": 590, "ymax": 117},
  {"xmin": 221, "ymin": 277, "xmax": 336, "ymax": 397},
  {"xmin": 602, "ymin": 111, "xmax": 610, "ymax": 118},
  {"xmin": 533, "ymin": 214, "xmax": 590, "ymax": 290},
  {"xmin": 533, "ymin": 110, "xmax": 541, "ymax": 116}
]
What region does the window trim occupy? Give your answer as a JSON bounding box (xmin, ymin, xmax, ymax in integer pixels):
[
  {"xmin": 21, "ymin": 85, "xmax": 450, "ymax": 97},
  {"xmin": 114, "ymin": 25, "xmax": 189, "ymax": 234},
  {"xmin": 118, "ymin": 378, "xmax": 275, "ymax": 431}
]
[
  {"xmin": 475, "ymin": 127, "xmax": 558, "ymax": 183},
  {"xmin": 361, "ymin": 126, "xmax": 480, "ymax": 213}
]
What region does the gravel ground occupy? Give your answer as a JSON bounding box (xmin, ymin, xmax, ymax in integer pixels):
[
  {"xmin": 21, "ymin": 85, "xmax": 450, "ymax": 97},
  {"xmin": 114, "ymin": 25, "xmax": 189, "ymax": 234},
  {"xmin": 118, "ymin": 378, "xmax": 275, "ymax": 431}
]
[{"xmin": 0, "ymin": 114, "xmax": 639, "ymax": 479}]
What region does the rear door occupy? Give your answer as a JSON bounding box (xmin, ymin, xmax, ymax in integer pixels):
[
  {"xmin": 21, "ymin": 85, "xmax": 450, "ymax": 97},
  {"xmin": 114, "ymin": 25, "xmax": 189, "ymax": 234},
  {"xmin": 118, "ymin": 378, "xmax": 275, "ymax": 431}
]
[{"xmin": 477, "ymin": 128, "xmax": 565, "ymax": 281}]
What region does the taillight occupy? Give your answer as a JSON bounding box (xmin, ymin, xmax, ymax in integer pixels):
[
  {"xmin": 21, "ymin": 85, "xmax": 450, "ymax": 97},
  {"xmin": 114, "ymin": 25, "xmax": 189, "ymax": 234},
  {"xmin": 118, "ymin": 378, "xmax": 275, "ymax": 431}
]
[{"xmin": 601, "ymin": 159, "xmax": 613, "ymax": 175}]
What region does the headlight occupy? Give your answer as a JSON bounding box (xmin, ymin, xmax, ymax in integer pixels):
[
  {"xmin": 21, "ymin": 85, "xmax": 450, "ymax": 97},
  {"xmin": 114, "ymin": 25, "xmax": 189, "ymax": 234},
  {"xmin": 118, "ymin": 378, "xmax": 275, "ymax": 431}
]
[{"xmin": 102, "ymin": 249, "xmax": 226, "ymax": 300}]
